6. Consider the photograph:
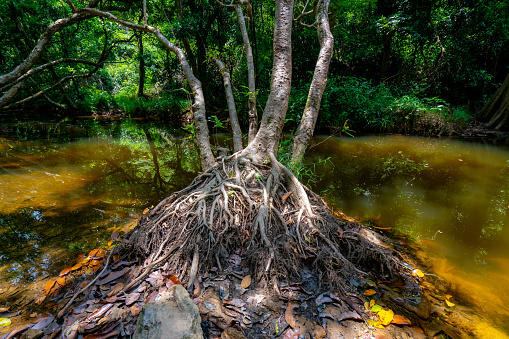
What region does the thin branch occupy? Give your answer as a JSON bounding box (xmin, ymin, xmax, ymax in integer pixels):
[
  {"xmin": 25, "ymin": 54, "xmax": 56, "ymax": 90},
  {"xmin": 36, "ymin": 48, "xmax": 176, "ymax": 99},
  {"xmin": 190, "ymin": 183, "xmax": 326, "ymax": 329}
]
[
  {"xmin": 215, "ymin": 0, "xmax": 235, "ymax": 8},
  {"xmin": 294, "ymin": 0, "xmax": 318, "ymax": 26}
]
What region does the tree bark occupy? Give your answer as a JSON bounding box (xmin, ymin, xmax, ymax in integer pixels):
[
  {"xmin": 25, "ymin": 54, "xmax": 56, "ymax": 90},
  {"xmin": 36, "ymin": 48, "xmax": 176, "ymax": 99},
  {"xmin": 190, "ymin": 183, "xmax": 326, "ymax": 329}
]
[
  {"xmin": 77, "ymin": 7, "xmax": 216, "ymax": 170},
  {"xmin": 477, "ymin": 73, "xmax": 509, "ymax": 130},
  {"xmin": 289, "ymin": 0, "xmax": 333, "ymax": 164},
  {"xmin": 213, "ymin": 58, "xmax": 243, "ymax": 152},
  {"xmin": 243, "ymin": 0, "xmax": 294, "ymax": 162},
  {"xmin": 235, "ymin": 3, "xmax": 258, "ymax": 144}
]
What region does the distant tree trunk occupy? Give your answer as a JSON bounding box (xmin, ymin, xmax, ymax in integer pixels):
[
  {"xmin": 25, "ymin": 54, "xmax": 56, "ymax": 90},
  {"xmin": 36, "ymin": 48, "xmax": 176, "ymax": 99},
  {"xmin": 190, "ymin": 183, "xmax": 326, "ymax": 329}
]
[
  {"xmin": 380, "ymin": 30, "xmax": 395, "ymax": 81},
  {"xmin": 290, "ymin": 0, "xmax": 333, "ymax": 164},
  {"xmin": 213, "ymin": 58, "xmax": 243, "ymax": 152},
  {"xmin": 137, "ymin": 33, "xmax": 146, "ymax": 98},
  {"xmin": 477, "ymin": 73, "xmax": 509, "ymax": 130},
  {"xmin": 235, "ymin": 3, "xmax": 258, "ymax": 144}
]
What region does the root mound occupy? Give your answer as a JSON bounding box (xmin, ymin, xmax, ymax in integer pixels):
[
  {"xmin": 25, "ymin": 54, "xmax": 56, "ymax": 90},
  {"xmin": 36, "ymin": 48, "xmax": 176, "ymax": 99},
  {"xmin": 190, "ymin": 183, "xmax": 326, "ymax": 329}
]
[{"xmin": 118, "ymin": 153, "xmax": 404, "ymax": 295}]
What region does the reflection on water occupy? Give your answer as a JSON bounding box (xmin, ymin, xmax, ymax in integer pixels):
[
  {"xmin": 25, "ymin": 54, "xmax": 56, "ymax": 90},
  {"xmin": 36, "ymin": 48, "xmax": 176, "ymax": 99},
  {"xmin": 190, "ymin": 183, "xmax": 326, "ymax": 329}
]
[
  {"xmin": 2, "ymin": 121, "xmax": 509, "ymax": 335},
  {"xmin": 0, "ymin": 120, "xmax": 199, "ymax": 284},
  {"xmin": 306, "ymin": 135, "xmax": 509, "ymax": 335}
]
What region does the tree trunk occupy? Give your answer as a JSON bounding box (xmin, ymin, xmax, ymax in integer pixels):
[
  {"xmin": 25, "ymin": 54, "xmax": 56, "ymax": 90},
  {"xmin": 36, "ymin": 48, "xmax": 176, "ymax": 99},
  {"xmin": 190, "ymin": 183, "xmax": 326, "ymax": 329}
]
[
  {"xmin": 380, "ymin": 30, "xmax": 395, "ymax": 81},
  {"xmin": 77, "ymin": 8, "xmax": 216, "ymax": 170},
  {"xmin": 289, "ymin": 0, "xmax": 333, "ymax": 164},
  {"xmin": 137, "ymin": 33, "xmax": 146, "ymax": 98},
  {"xmin": 213, "ymin": 58, "xmax": 243, "ymax": 152},
  {"xmin": 243, "ymin": 0, "xmax": 294, "ymax": 162},
  {"xmin": 477, "ymin": 73, "xmax": 509, "ymax": 130},
  {"xmin": 235, "ymin": 3, "xmax": 258, "ymax": 144}
]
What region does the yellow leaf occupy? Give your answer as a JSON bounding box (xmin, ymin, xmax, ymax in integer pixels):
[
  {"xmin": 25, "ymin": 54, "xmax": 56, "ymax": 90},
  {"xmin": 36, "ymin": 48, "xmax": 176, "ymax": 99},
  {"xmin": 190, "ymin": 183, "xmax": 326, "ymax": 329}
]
[
  {"xmin": 0, "ymin": 318, "xmax": 11, "ymax": 327},
  {"xmin": 56, "ymin": 276, "xmax": 66, "ymax": 286},
  {"xmin": 369, "ymin": 299, "xmax": 376, "ymax": 308},
  {"xmin": 378, "ymin": 309, "xmax": 394, "ymax": 326},
  {"xmin": 411, "ymin": 269, "xmax": 424, "ymax": 277},
  {"xmin": 364, "ymin": 302, "xmax": 369, "ymax": 312},
  {"xmin": 143, "ymin": 208, "xmax": 150, "ymax": 215},
  {"xmin": 364, "ymin": 289, "xmax": 376, "ymax": 296},
  {"xmin": 445, "ymin": 294, "xmax": 452, "ymax": 299},
  {"xmin": 367, "ymin": 319, "xmax": 375, "ymax": 326},
  {"xmin": 445, "ymin": 299, "xmax": 455, "ymax": 307},
  {"xmin": 108, "ymin": 240, "xmax": 113, "ymax": 247},
  {"xmin": 44, "ymin": 280, "xmax": 57, "ymax": 294},
  {"xmin": 241, "ymin": 275, "xmax": 252, "ymax": 289},
  {"xmin": 371, "ymin": 304, "xmax": 382, "ymax": 312},
  {"xmin": 374, "ymin": 321, "xmax": 385, "ymax": 329}
]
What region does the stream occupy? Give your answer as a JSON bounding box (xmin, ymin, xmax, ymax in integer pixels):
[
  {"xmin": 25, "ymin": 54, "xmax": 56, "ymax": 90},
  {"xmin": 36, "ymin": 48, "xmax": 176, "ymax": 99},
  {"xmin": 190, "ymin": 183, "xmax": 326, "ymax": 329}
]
[{"xmin": 1, "ymin": 119, "xmax": 508, "ymax": 336}]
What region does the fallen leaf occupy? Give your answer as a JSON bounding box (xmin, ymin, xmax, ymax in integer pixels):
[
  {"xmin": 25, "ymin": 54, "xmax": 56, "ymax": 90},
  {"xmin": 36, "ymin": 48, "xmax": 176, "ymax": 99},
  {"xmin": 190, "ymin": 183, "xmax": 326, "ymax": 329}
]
[
  {"xmin": 377, "ymin": 309, "xmax": 394, "ymax": 326},
  {"xmin": 88, "ymin": 249, "xmax": 106, "ymax": 258},
  {"xmin": 0, "ymin": 307, "xmax": 9, "ymax": 313},
  {"xmin": 364, "ymin": 289, "xmax": 376, "ymax": 296},
  {"xmin": 369, "ymin": 299, "xmax": 376, "ymax": 308},
  {"xmin": 411, "ymin": 269, "xmax": 425, "ymax": 278},
  {"xmin": 445, "ymin": 299, "xmax": 455, "ymax": 307},
  {"xmin": 410, "ymin": 325, "xmax": 423, "ymax": 333},
  {"xmin": 125, "ymin": 293, "xmax": 140, "ymax": 306},
  {"xmin": 285, "ymin": 302, "xmax": 296, "ymax": 328},
  {"xmin": 371, "ymin": 304, "xmax": 382, "ymax": 313},
  {"xmin": 107, "ymin": 283, "xmax": 124, "ymax": 297},
  {"xmin": 56, "ymin": 277, "xmax": 66, "ymax": 286},
  {"xmin": 391, "ymin": 315, "xmax": 412, "ymax": 326},
  {"xmin": 0, "ymin": 318, "xmax": 11, "ymax": 326},
  {"xmin": 71, "ymin": 262, "xmax": 83, "ymax": 271},
  {"xmin": 336, "ymin": 311, "xmax": 362, "ymax": 322},
  {"xmin": 129, "ymin": 306, "xmax": 140, "ymax": 317},
  {"xmin": 31, "ymin": 315, "xmax": 54, "ymax": 330},
  {"xmin": 282, "ymin": 191, "xmax": 293, "ymax": 203},
  {"xmin": 246, "ymin": 294, "xmax": 264, "ymax": 304},
  {"xmin": 318, "ymin": 312, "xmax": 335, "ymax": 320},
  {"xmin": 95, "ymin": 267, "xmax": 130, "ymax": 285},
  {"xmin": 445, "ymin": 294, "xmax": 452, "ymax": 299},
  {"xmin": 143, "ymin": 208, "xmax": 150, "ymax": 215},
  {"xmin": 373, "ymin": 321, "xmax": 384, "ymax": 329},
  {"xmin": 59, "ymin": 265, "xmax": 74, "ymax": 277},
  {"xmin": 44, "ymin": 280, "xmax": 57, "ymax": 294},
  {"xmin": 315, "ymin": 294, "xmax": 332, "ymax": 306},
  {"xmin": 34, "ymin": 294, "xmax": 46, "ymax": 305},
  {"xmin": 364, "ymin": 302, "xmax": 369, "ymax": 312},
  {"xmin": 283, "ymin": 327, "xmax": 299, "ymax": 339},
  {"xmin": 240, "ymin": 275, "xmax": 252, "ymax": 289}
]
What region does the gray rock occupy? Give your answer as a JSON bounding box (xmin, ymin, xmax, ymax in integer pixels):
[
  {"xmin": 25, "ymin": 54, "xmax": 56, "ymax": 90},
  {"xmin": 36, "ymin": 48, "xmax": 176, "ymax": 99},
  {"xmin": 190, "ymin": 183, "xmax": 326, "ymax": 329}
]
[{"xmin": 134, "ymin": 284, "xmax": 204, "ymax": 339}]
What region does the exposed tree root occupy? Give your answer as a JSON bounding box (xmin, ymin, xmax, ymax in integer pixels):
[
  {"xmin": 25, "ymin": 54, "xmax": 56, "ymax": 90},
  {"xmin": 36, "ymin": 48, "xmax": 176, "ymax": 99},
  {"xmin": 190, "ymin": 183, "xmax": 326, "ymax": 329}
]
[{"xmin": 116, "ymin": 154, "xmax": 404, "ymax": 296}]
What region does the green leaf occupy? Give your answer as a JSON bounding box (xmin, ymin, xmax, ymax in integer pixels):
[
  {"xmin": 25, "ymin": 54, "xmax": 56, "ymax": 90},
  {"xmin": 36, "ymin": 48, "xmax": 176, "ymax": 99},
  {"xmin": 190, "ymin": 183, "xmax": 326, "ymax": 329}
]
[
  {"xmin": 371, "ymin": 304, "xmax": 382, "ymax": 312},
  {"xmin": 0, "ymin": 318, "xmax": 11, "ymax": 326}
]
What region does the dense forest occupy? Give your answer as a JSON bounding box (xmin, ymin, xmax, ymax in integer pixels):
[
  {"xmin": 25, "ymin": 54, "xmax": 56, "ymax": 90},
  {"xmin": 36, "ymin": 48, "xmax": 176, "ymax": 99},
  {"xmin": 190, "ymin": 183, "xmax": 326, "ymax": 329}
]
[{"xmin": 1, "ymin": 0, "xmax": 508, "ymax": 135}]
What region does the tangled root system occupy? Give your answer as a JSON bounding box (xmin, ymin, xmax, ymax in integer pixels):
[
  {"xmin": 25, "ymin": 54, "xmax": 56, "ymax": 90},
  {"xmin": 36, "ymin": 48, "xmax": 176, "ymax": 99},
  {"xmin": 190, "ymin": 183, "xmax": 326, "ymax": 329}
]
[{"xmin": 118, "ymin": 153, "xmax": 404, "ymax": 294}]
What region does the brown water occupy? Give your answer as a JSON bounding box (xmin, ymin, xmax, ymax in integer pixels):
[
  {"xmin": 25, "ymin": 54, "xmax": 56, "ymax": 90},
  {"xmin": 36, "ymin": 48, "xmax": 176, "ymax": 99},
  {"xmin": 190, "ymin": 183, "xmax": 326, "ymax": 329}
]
[
  {"xmin": 1, "ymin": 122, "xmax": 509, "ymax": 336},
  {"xmin": 306, "ymin": 135, "xmax": 509, "ymax": 336}
]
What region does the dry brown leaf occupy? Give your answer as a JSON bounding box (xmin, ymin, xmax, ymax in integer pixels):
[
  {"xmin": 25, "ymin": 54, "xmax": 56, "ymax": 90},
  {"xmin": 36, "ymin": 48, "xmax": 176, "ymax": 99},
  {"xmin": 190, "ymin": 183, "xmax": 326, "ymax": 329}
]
[
  {"xmin": 391, "ymin": 314, "xmax": 412, "ymax": 326},
  {"xmin": 107, "ymin": 283, "xmax": 125, "ymax": 297},
  {"xmin": 34, "ymin": 294, "xmax": 46, "ymax": 305},
  {"xmin": 336, "ymin": 311, "xmax": 362, "ymax": 322},
  {"xmin": 82, "ymin": 330, "xmax": 119, "ymax": 339},
  {"xmin": 240, "ymin": 275, "xmax": 252, "ymax": 289},
  {"xmin": 143, "ymin": 208, "xmax": 150, "ymax": 215},
  {"xmin": 410, "ymin": 326, "xmax": 424, "ymax": 333},
  {"xmin": 59, "ymin": 265, "xmax": 74, "ymax": 277},
  {"xmin": 363, "ymin": 289, "xmax": 376, "ymax": 296},
  {"xmin": 282, "ymin": 191, "xmax": 293, "ymax": 203},
  {"xmin": 43, "ymin": 280, "xmax": 57, "ymax": 294},
  {"xmin": 285, "ymin": 302, "xmax": 296, "ymax": 328},
  {"xmin": 125, "ymin": 293, "xmax": 140, "ymax": 306},
  {"xmin": 56, "ymin": 277, "xmax": 66, "ymax": 286}
]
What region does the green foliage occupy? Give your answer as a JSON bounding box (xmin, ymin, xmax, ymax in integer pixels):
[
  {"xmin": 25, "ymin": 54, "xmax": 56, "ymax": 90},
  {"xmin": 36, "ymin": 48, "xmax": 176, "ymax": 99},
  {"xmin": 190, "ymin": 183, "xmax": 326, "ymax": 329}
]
[{"xmin": 287, "ymin": 76, "xmax": 473, "ymax": 135}]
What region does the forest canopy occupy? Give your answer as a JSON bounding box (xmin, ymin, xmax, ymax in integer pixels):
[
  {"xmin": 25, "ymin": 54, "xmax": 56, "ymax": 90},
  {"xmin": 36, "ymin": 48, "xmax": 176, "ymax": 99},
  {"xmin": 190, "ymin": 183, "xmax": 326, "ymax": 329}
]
[{"xmin": 0, "ymin": 0, "xmax": 508, "ymax": 134}]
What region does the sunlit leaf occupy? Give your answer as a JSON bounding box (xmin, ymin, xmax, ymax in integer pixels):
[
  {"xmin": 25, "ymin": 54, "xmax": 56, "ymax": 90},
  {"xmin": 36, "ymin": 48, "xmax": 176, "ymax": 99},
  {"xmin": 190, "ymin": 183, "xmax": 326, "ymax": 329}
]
[
  {"xmin": 364, "ymin": 302, "xmax": 369, "ymax": 311},
  {"xmin": 371, "ymin": 304, "xmax": 382, "ymax": 313},
  {"xmin": 378, "ymin": 309, "xmax": 394, "ymax": 326},
  {"xmin": 71, "ymin": 262, "xmax": 83, "ymax": 271},
  {"xmin": 0, "ymin": 318, "xmax": 11, "ymax": 326},
  {"xmin": 88, "ymin": 249, "xmax": 106, "ymax": 258},
  {"xmin": 59, "ymin": 265, "xmax": 74, "ymax": 277},
  {"xmin": 56, "ymin": 277, "xmax": 66, "ymax": 286},
  {"xmin": 411, "ymin": 269, "xmax": 424, "ymax": 277},
  {"xmin": 241, "ymin": 275, "xmax": 252, "ymax": 289},
  {"xmin": 0, "ymin": 307, "xmax": 10, "ymax": 313},
  {"xmin": 391, "ymin": 315, "xmax": 412, "ymax": 326},
  {"xmin": 364, "ymin": 289, "xmax": 376, "ymax": 296},
  {"xmin": 44, "ymin": 280, "xmax": 57, "ymax": 294},
  {"xmin": 367, "ymin": 319, "xmax": 375, "ymax": 326},
  {"xmin": 373, "ymin": 321, "xmax": 384, "ymax": 328},
  {"xmin": 129, "ymin": 306, "xmax": 140, "ymax": 317},
  {"xmin": 445, "ymin": 299, "xmax": 455, "ymax": 307},
  {"xmin": 369, "ymin": 299, "xmax": 376, "ymax": 308},
  {"xmin": 143, "ymin": 208, "xmax": 150, "ymax": 215}
]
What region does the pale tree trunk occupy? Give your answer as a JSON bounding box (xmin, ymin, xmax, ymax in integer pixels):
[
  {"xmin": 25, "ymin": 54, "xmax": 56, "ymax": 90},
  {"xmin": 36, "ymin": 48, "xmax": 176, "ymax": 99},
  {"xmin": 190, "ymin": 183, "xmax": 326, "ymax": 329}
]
[
  {"xmin": 77, "ymin": 8, "xmax": 216, "ymax": 170},
  {"xmin": 235, "ymin": 3, "xmax": 258, "ymax": 144},
  {"xmin": 477, "ymin": 73, "xmax": 509, "ymax": 130},
  {"xmin": 290, "ymin": 0, "xmax": 333, "ymax": 164},
  {"xmin": 137, "ymin": 33, "xmax": 146, "ymax": 98},
  {"xmin": 243, "ymin": 0, "xmax": 294, "ymax": 163},
  {"xmin": 213, "ymin": 58, "xmax": 243, "ymax": 152}
]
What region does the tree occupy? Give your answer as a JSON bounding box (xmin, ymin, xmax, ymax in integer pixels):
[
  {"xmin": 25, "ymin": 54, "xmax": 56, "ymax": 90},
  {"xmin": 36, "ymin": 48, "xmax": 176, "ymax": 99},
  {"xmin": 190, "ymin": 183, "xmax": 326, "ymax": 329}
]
[
  {"xmin": 4, "ymin": 0, "xmax": 401, "ymax": 307},
  {"xmin": 477, "ymin": 73, "xmax": 509, "ymax": 130}
]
